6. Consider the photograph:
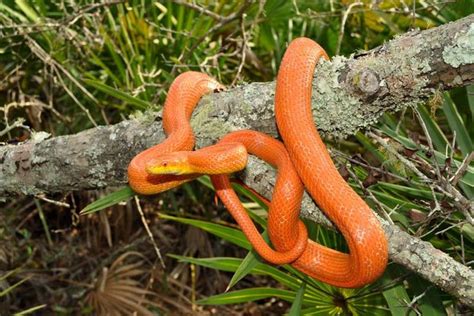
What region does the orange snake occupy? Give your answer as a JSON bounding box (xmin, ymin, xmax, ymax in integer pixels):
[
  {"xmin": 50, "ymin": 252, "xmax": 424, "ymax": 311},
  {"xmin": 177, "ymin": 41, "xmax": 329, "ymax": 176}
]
[{"xmin": 128, "ymin": 38, "xmax": 388, "ymax": 287}]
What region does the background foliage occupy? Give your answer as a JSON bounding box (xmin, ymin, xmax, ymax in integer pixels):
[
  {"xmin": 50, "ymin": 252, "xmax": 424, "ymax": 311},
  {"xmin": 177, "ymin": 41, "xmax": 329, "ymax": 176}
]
[{"xmin": 0, "ymin": 0, "xmax": 473, "ymax": 315}]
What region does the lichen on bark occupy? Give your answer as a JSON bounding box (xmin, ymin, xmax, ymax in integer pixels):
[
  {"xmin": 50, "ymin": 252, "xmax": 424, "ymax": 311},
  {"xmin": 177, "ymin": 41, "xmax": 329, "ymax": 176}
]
[{"xmin": 442, "ymin": 23, "xmax": 474, "ymax": 68}]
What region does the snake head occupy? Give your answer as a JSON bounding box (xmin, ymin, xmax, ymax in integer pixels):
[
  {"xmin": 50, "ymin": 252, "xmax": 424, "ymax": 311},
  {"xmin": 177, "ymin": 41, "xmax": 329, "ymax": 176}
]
[{"xmin": 146, "ymin": 152, "xmax": 194, "ymax": 176}]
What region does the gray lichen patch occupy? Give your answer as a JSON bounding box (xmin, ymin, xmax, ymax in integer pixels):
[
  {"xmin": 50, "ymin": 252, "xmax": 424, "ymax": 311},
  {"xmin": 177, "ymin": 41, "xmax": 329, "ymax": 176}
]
[
  {"xmin": 192, "ymin": 82, "xmax": 279, "ymax": 149},
  {"xmin": 192, "ymin": 93, "xmax": 235, "ymax": 147},
  {"xmin": 329, "ymin": 32, "xmax": 433, "ymax": 138},
  {"xmin": 312, "ymin": 57, "xmax": 371, "ymax": 139},
  {"xmin": 30, "ymin": 131, "xmax": 51, "ymax": 143},
  {"xmin": 443, "ymin": 23, "xmax": 474, "ymax": 68}
]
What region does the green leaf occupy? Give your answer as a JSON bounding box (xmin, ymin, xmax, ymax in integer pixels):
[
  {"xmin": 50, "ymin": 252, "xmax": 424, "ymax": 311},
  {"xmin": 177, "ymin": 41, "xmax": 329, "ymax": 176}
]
[
  {"xmin": 80, "ymin": 186, "xmax": 135, "ymax": 215},
  {"xmin": 288, "ymin": 281, "xmax": 306, "ymax": 316},
  {"xmin": 382, "ymin": 284, "xmax": 411, "ymax": 315},
  {"xmin": 256, "ymin": 265, "xmax": 302, "ymax": 292},
  {"xmin": 370, "ymin": 190, "xmax": 425, "ymax": 211},
  {"xmin": 100, "ymin": 22, "xmax": 127, "ymax": 81},
  {"xmin": 196, "ymin": 175, "xmax": 214, "ymax": 190},
  {"xmin": 168, "ymin": 255, "xmax": 303, "ymax": 292},
  {"xmin": 356, "ymin": 131, "xmax": 387, "ymax": 162},
  {"xmin": 87, "ymin": 52, "xmax": 121, "ymax": 85},
  {"xmin": 379, "ymin": 126, "xmax": 418, "ymax": 150},
  {"xmin": 381, "ymin": 266, "xmax": 411, "ymax": 316},
  {"xmin": 15, "ymin": 0, "xmax": 39, "ymax": 22},
  {"xmin": 83, "ymin": 79, "xmax": 150, "ymax": 110},
  {"xmin": 0, "ymin": 3, "xmax": 29, "ymax": 22},
  {"xmin": 442, "ymin": 93, "xmax": 473, "ymax": 156},
  {"xmin": 376, "ymin": 182, "xmax": 441, "ymax": 200},
  {"xmin": 13, "ymin": 304, "xmax": 47, "ymax": 316},
  {"xmin": 169, "ymin": 255, "xmax": 243, "ymax": 272},
  {"xmin": 409, "ymin": 276, "xmax": 447, "ymax": 316},
  {"xmin": 159, "ymin": 214, "xmax": 251, "ymax": 249},
  {"xmin": 417, "ymin": 105, "xmax": 449, "ymax": 152},
  {"xmin": 0, "ymin": 276, "xmax": 31, "ymax": 297},
  {"xmin": 227, "ymin": 250, "xmax": 261, "ymax": 291},
  {"xmin": 467, "ymin": 85, "xmax": 474, "ymax": 126},
  {"xmin": 227, "ymin": 231, "xmax": 272, "ymax": 291},
  {"xmin": 231, "ymin": 179, "xmax": 269, "ymax": 211},
  {"xmin": 197, "ymin": 287, "xmax": 296, "ymax": 305}
]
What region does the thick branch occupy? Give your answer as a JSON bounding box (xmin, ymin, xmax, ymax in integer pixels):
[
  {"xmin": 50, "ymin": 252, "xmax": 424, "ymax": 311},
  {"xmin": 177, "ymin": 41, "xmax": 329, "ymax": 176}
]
[
  {"xmin": 1, "ymin": 15, "xmax": 473, "ymax": 305},
  {"xmin": 241, "ymin": 156, "xmax": 474, "ymax": 306}
]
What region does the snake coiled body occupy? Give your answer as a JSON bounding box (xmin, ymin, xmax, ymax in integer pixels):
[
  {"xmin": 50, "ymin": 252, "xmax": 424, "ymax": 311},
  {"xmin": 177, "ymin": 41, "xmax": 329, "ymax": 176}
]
[
  {"xmin": 273, "ymin": 38, "xmax": 387, "ymax": 287},
  {"xmin": 128, "ymin": 72, "xmax": 223, "ymax": 194},
  {"xmin": 128, "ymin": 38, "xmax": 388, "ymax": 287}
]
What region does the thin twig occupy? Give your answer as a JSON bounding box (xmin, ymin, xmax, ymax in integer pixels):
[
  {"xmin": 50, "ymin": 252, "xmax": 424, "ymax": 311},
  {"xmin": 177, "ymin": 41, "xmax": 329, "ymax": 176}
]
[
  {"xmin": 23, "ymin": 36, "xmax": 98, "ymax": 126},
  {"xmin": 171, "ymin": 0, "xmax": 252, "ymax": 76},
  {"xmin": 369, "ymin": 131, "xmax": 474, "ymax": 224},
  {"xmin": 413, "ymin": 107, "xmax": 443, "ymax": 180},
  {"xmin": 171, "ymin": 1, "xmax": 223, "ymax": 21},
  {"xmin": 335, "ymin": 1, "xmax": 363, "ymax": 55},
  {"xmin": 0, "ymin": 118, "xmax": 29, "ymax": 137},
  {"xmin": 426, "ymin": 187, "xmax": 441, "ymax": 219},
  {"xmin": 34, "ymin": 199, "xmax": 53, "ymax": 247},
  {"xmin": 450, "ymin": 151, "xmax": 474, "ymax": 185},
  {"xmin": 333, "ymin": 150, "xmax": 409, "ymax": 183},
  {"xmin": 134, "ymin": 196, "xmax": 166, "ymax": 268},
  {"xmin": 346, "ymin": 164, "xmax": 394, "ymax": 224},
  {"xmin": 231, "ymin": 14, "xmax": 248, "ymax": 86},
  {"xmin": 35, "ymin": 194, "xmax": 71, "ymax": 208},
  {"xmin": 369, "ymin": 132, "xmax": 431, "ymax": 182},
  {"xmin": 404, "ymin": 288, "xmax": 429, "ymax": 316}
]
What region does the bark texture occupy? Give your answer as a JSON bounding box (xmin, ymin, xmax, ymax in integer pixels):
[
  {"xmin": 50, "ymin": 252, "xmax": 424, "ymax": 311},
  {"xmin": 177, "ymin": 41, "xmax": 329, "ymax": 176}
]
[{"xmin": 1, "ymin": 15, "xmax": 473, "ymax": 306}]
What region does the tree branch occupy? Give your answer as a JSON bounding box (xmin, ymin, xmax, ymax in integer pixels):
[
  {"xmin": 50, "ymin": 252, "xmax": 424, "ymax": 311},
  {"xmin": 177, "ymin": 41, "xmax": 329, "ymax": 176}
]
[{"xmin": 1, "ymin": 14, "xmax": 473, "ymax": 306}]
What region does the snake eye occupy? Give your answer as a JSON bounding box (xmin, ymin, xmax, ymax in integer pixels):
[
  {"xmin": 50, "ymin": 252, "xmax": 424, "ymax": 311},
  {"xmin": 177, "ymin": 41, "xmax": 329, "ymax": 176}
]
[{"xmin": 162, "ymin": 162, "xmax": 168, "ymax": 167}]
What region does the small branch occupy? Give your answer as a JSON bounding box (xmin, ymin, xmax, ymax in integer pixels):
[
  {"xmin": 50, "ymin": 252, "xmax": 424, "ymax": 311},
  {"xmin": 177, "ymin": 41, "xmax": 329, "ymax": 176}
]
[
  {"xmin": 171, "ymin": 1, "xmax": 223, "ymax": 22},
  {"xmin": 35, "ymin": 193, "xmax": 70, "ymax": 208},
  {"xmin": 134, "ymin": 196, "xmax": 166, "ymax": 268},
  {"xmin": 336, "ymin": 1, "xmax": 363, "ymax": 56},
  {"xmin": 450, "ymin": 152, "xmax": 474, "ymax": 185},
  {"xmin": 414, "ymin": 107, "xmax": 443, "ymax": 180},
  {"xmin": 231, "ymin": 14, "xmax": 248, "ymax": 86},
  {"xmin": 369, "ymin": 131, "xmax": 474, "ymax": 224},
  {"xmin": 0, "ymin": 118, "xmax": 29, "ymax": 137},
  {"xmin": 345, "ymin": 163, "xmax": 394, "ymax": 224},
  {"xmin": 171, "ymin": 0, "xmax": 253, "ymax": 75}
]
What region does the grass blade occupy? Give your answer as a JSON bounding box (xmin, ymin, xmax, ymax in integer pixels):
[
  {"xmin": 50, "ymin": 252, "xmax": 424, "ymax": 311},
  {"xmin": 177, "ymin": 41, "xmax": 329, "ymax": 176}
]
[
  {"xmin": 13, "ymin": 304, "xmax": 47, "ymax": 316},
  {"xmin": 170, "ymin": 254, "xmax": 304, "ymax": 292},
  {"xmin": 227, "ymin": 233, "xmax": 269, "ymax": 291},
  {"xmin": 417, "ymin": 105, "xmax": 449, "ymax": 152},
  {"xmin": 169, "ymin": 255, "xmax": 244, "ymax": 272},
  {"xmin": 288, "ymin": 281, "xmax": 306, "ymax": 316},
  {"xmin": 442, "ymin": 93, "xmax": 473, "ymax": 155},
  {"xmin": 83, "ymin": 79, "xmax": 150, "ymax": 110},
  {"xmin": 80, "ymin": 186, "xmax": 135, "ymax": 215},
  {"xmin": 15, "ymin": 0, "xmax": 39, "ymax": 22},
  {"xmin": 0, "ymin": 276, "xmax": 31, "ymax": 297},
  {"xmin": 382, "ymin": 282, "xmax": 411, "ymax": 315},
  {"xmin": 409, "ymin": 276, "xmax": 447, "ymax": 316},
  {"xmin": 197, "ymin": 287, "xmax": 296, "ymax": 305},
  {"xmin": 159, "ymin": 214, "xmax": 251, "ymax": 249},
  {"xmin": 467, "ymin": 85, "xmax": 474, "ymax": 125}
]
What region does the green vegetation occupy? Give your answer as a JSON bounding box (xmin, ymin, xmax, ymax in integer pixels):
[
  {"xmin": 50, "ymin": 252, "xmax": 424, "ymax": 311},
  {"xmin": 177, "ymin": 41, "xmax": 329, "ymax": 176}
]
[{"xmin": 0, "ymin": 0, "xmax": 473, "ymax": 315}]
